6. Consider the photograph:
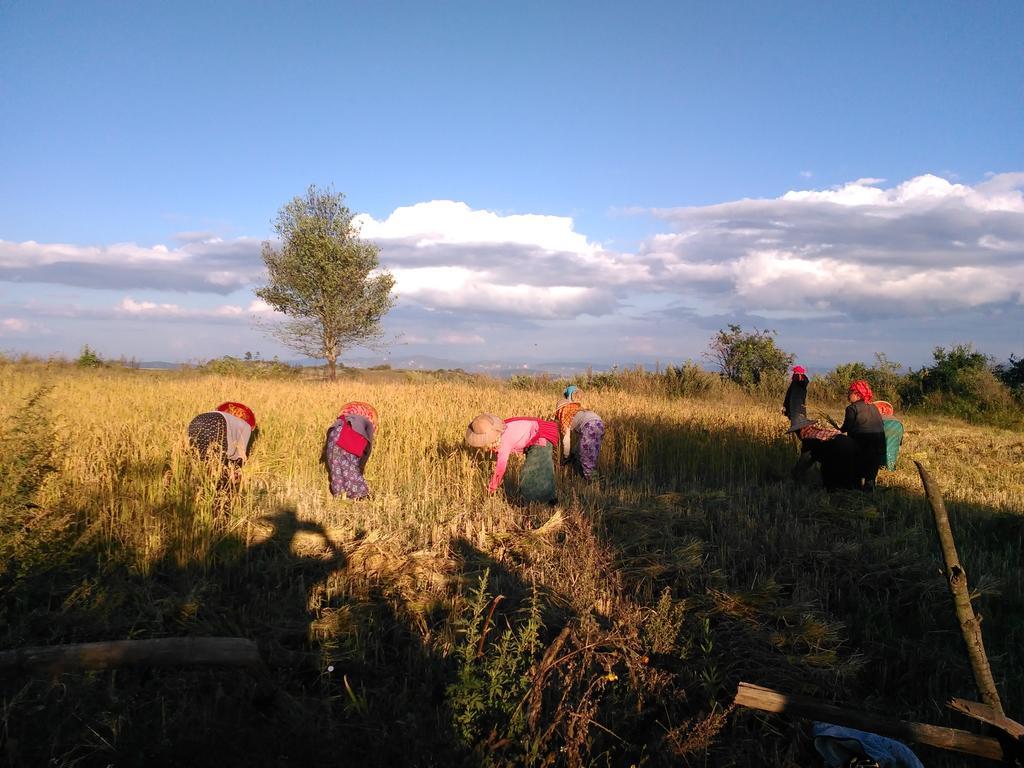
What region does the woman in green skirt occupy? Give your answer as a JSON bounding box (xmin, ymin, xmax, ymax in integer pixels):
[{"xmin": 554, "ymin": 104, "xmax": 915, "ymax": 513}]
[{"xmin": 465, "ymin": 413, "xmax": 558, "ymax": 502}]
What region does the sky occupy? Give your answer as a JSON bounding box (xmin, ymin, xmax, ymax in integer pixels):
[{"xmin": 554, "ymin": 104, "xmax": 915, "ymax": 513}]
[{"xmin": 1, "ymin": 1, "xmax": 1022, "ymax": 369}]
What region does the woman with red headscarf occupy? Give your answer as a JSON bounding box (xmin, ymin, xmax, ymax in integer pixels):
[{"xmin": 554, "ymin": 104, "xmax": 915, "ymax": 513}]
[
  {"xmin": 323, "ymin": 402, "xmax": 378, "ymax": 500},
  {"xmin": 840, "ymin": 380, "xmax": 886, "ymax": 491},
  {"xmin": 187, "ymin": 401, "xmax": 257, "ymax": 467}
]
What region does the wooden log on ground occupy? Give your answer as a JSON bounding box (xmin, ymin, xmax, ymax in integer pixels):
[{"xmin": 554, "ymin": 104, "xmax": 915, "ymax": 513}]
[
  {"xmin": 915, "ymin": 461, "xmax": 1005, "ymax": 717},
  {"xmin": 734, "ymin": 681, "xmax": 1005, "ymax": 762},
  {"xmin": 949, "ymin": 697, "xmax": 1024, "ymax": 740},
  {"xmin": 0, "ymin": 637, "xmax": 263, "ymax": 676}
]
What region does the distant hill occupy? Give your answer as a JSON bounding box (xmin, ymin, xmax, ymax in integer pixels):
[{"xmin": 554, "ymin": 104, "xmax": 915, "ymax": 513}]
[{"xmin": 135, "ymin": 356, "xmax": 674, "ymax": 378}]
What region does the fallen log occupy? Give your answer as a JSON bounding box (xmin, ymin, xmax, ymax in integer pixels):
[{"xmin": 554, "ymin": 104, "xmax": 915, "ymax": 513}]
[
  {"xmin": 0, "ymin": 637, "xmax": 263, "ymax": 676},
  {"xmin": 949, "ymin": 697, "xmax": 1024, "ymax": 740},
  {"xmin": 734, "ymin": 681, "xmax": 1005, "ymax": 762}
]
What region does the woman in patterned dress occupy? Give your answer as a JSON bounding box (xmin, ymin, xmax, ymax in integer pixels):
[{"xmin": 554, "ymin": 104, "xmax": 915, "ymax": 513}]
[
  {"xmin": 187, "ymin": 401, "xmax": 256, "ymax": 468},
  {"xmin": 323, "ymin": 402, "xmax": 377, "ymax": 500},
  {"xmin": 554, "ymin": 385, "xmax": 605, "ymax": 480}
]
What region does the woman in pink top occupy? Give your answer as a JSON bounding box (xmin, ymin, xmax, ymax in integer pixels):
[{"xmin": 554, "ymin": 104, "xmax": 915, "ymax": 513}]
[{"xmin": 465, "ymin": 413, "xmax": 558, "ymax": 501}]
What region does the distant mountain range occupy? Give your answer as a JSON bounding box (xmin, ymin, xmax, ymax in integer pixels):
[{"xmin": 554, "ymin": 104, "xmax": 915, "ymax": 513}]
[{"xmin": 136, "ymin": 356, "xmax": 646, "ymax": 377}]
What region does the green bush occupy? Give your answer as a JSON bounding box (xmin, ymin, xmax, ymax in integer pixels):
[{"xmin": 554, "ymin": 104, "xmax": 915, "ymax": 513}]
[
  {"xmin": 902, "ymin": 344, "xmax": 1021, "ymax": 425},
  {"xmin": 0, "ymin": 387, "xmax": 77, "ymax": 590},
  {"xmin": 446, "ymin": 572, "xmax": 543, "ymax": 754},
  {"xmin": 994, "ymin": 354, "xmax": 1024, "ymax": 399},
  {"xmin": 820, "ymin": 353, "xmax": 906, "ymax": 406},
  {"xmin": 197, "ymin": 355, "xmax": 300, "ymax": 379},
  {"xmin": 706, "ymin": 325, "xmax": 793, "ymax": 390},
  {"xmin": 76, "ymin": 344, "xmax": 104, "ymax": 368},
  {"xmin": 662, "ymin": 360, "xmax": 722, "ymax": 398}
]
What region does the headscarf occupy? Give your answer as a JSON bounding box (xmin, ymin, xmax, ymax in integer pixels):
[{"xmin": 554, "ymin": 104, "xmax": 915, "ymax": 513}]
[
  {"xmin": 792, "ymin": 365, "xmax": 807, "ymax": 375},
  {"xmin": 339, "ymin": 401, "xmax": 378, "ymax": 428},
  {"xmin": 217, "ymin": 402, "xmax": 256, "ymax": 429},
  {"xmin": 563, "ymin": 385, "xmax": 581, "ymax": 402},
  {"xmin": 848, "ymin": 380, "xmax": 874, "ymax": 403}
]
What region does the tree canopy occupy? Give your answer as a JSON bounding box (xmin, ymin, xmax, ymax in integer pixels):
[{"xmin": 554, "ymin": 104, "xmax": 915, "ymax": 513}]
[
  {"xmin": 256, "ymin": 186, "xmax": 395, "ymax": 380},
  {"xmin": 707, "ymin": 324, "xmax": 794, "ymax": 388}
]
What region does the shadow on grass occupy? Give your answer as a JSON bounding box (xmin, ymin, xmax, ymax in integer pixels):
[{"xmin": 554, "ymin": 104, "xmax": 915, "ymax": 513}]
[
  {"xmin": 563, "ymin": 412, "xmax": 1024, "ymax": 766},
  {"xmin": 2, "ymin": 410, "xmax": 1022, "ymax": 767}
]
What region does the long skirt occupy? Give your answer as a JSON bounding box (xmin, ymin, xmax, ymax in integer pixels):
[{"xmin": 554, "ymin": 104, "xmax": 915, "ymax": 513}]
[
  {"xmin": 188, "ymin": 412, "xmax": 227, "ymax": 463},
  {"xmin": 520, "ymin": 443, "xmax": 557, "ymax": 503},
  {"xmin": 325, "ymin": 425, "xmax": 370, "ymax": 499},
  {"xmin": 851, "ymin": 433, "xmax": 886, "ymax": 491},
  {"xmin": 805, "ymin": 436, "xmax": 860, "ymax": 492},
  {"xmin": 571, "ymin": 419, "xmax": 605, "ymax": 479}
]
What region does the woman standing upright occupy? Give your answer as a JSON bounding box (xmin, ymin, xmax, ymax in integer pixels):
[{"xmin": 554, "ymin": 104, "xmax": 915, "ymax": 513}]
[
  {"xmin": 840, "ymin": 380, "xmax": 886, "ymax": 492},
  {"xmin": 782, "ymin": 365, "xmax": 809, "ymax": 419},
  {"xmin": 324, "ymin": 401, "xmax": 377, "ymax": 500}
]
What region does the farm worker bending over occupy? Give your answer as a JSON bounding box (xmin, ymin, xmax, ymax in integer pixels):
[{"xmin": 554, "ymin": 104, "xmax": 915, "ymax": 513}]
[
  {"xmin": 782, "ymin": 365, "xmax": 809, "ymax": 419},
  {"xmin": 787, "ymin": 415, "xmax": 860, "ymax": 491},
  {"xmin": 466, "ymin": 413, "xmax": 559, "ymax": 502},
  {"xmin": 554, "ymin": 387, "xmax": 605, "ymax": 480},
  {"xmin": 324, "ymin": 401, "xmax": 377, "ymax": 500},
  {"xmin": 188, "ymin": 401, "xmax": 256, "ymax": 466},
  {"xmin": 840, "ymin": 380, "xmax": 886, "ymax": 492}
]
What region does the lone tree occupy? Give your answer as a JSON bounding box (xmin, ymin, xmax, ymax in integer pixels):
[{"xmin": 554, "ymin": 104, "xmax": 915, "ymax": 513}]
[
  {"xmin": 707, "ymin": 324, "xmax": 793, "ymax": 387},
  {"xmin": 256, "ymin": 185, "xmax": 395, "ymax": 380}
]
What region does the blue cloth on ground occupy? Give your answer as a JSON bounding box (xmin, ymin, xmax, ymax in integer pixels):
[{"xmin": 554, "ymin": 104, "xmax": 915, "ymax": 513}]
[{"xmin": 812, "ymin": 722, "xmax": 923, "ymax": 768}]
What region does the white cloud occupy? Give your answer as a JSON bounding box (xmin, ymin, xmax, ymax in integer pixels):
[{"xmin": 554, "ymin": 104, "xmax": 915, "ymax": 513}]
[
  {"xmin": 248, "ymin": 298, "xmax": 275, "ymax": 313},
  {"xmin": 0, "ymin": 236, "xmax": 264, "ymax": 293},
  {"xmin": 113, "ymin": 296, "xmax": 268, "ymax": 321},
  {"xmin": 436, "ymin": 332, "xmax": 485, "ymax": 345},
  {"xmin": 1, "ymin": 317, "xmax": 29, "ymax": 333},
  {"xmin": 642, "ymin": 172, "xmax": 1024, "ymax": 316},
  {"xmin": 359, "ymin": 200, "xmax": 639, "ymax": 317},
  {"xmin": 356, "ymin": 200, "xmax": 598, "ymax": 254}
]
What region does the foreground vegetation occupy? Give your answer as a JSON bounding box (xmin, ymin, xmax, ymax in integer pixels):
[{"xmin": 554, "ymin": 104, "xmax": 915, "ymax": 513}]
[{"xmin": 1, "ymin": 361, "xmax": 1022, "ymax": 766}]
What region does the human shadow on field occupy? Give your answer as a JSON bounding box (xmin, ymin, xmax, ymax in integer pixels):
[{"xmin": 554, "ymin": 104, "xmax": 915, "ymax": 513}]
[
  {"xmin": 558, "ymin": 411, "xmax": 1024, "ymax": 766},
  {"xmin": 0, "ymin": 460, "xmax": 463, "ymax": 768}
]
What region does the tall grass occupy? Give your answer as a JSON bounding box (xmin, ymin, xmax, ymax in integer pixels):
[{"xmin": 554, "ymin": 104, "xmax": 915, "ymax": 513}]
[{"xmin": 1, "ymin": 361, "xmax": 1022, "ymax": 766}]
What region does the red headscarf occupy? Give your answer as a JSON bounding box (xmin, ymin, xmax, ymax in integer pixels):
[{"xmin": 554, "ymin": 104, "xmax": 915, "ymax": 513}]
[
  {"xmin": 217, "ymin": 402, "xmax": 256, "ymax": 429},
  {"xmin": 848, "ymin": 380, "xmax": 873, "ymax": 403},
  {"xmin": 339, "ymin": 401, "xmax": 378, "ymax": 428}
]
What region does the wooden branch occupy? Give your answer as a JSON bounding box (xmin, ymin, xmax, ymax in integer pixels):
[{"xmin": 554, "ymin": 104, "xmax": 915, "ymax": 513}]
[
  {"xmin": 734, "ymin": 682, "xmax": 1005, "ymax": 762},
  {"xmin": 0, "ymin": 638, "xmax": 263, "ymax": 676},
  {"xmin": 949, "ymin": 698, "xmax": 1024, "ymax": 740},
  {"xmin": 915, "ymin": 461, "xmax": 1005, "ymax": 717}
]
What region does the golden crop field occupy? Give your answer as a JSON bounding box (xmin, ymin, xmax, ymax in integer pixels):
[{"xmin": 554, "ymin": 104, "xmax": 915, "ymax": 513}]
[{"xmin": 2, "ymin": 362, "xmax": 1023, "ymax": 767}]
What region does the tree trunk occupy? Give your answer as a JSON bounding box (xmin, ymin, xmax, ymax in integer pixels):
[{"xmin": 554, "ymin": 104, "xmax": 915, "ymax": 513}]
[{"xmin": 326, "ymin": 354, "xmax": 337, "ymax": 381}]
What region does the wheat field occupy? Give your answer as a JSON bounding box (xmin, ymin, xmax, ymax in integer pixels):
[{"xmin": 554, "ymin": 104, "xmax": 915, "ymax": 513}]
[{"xmin": 2, "ymin": 362, "xmax": 1022, "ymax": 767}]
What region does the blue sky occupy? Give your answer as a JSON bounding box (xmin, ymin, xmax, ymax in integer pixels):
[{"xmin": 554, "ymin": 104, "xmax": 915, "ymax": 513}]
[{"xmin": 1, "ymin": 1, "xmax": 1022, "ymax": 368}]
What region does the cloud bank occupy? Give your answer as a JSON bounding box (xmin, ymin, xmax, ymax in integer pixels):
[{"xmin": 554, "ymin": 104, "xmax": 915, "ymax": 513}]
[
  {"xmin": 2, "ymin": 173, "xmax": 1022, "ymax": 362},
  {"xmin": 0, "ymin": 237, "xmax": 264, "ymax": 294},
  {"xmin": 641, "ymin": 173, "xmax": 1024, "ymax": 316}
]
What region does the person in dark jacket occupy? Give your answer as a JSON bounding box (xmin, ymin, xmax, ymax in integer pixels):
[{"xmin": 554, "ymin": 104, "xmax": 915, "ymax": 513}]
[
  {"xmin": 782, "ymin": 365, "xmax": 809, "ymax": 419},
  {"xmin": 840, "ymin": 380, "xmax": 886, "ymax": 492},
  {"xmin": 788, "ymin": 415, "xmax": 860, "ymax": 491}
]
